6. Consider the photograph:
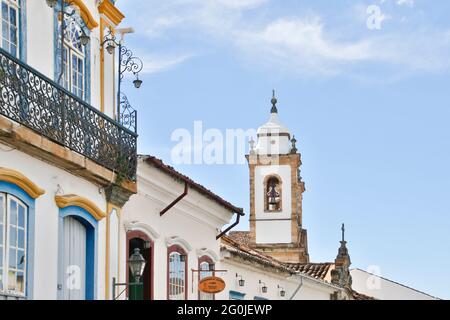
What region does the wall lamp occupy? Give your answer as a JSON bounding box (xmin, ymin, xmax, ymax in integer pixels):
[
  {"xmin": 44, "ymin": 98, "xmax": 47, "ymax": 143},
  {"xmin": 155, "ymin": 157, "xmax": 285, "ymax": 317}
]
[
  {"xmin": 46, "ymin": 0, "xmax": 57, "ymax": 8},
  {"xmin": 278, "ymin": 285, "xmax": 286, "ymax": 297},
  {"xmin": 236, "ymin": 273, "xmax": 245, "ymax": 287},
  {"xmin": 100, "ymin": 27, "xmax": 143, "ymax": 132},
  {"xmin": 259, "ymin": 280, "xmax": 268, "ymax": 293}
]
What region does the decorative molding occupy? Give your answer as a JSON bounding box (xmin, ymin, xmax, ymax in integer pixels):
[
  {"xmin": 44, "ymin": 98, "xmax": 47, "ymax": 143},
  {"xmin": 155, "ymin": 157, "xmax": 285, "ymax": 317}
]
[
  {"xmin": 196, "ymin": 248, "xmax": 219, "ymax": 262},
  {"xmin": 98, "ymin": 0, "xmax": 125, "ymax": 26},
  {"xmin": 123, "ymin": 220, "xmax": 160, "ymax": 241},
  {"xmin": 55, "ymin": 194, "xmax": 106, "ymax": 221},
  {"xmin": 67, "ymin": 0, "xmax": 99, "ymax": 30},
  {"xmin": 0, "ymin": 168, "xmax": 45, "ymax": 199},
  {"xmin": 165, "ymin": 236, "xmax": 192, "ymax": 253}
]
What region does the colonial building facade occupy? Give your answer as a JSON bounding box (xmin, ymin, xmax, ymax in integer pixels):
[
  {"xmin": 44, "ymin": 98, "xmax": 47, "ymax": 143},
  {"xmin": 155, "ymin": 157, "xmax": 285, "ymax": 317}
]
[
  {"xmin": 0, "ymin": 0, "xmax": 138, "ymax": 299},
  {"xmin": 0, "ymin": 0, "xmax": 436, "ymax": 301}
]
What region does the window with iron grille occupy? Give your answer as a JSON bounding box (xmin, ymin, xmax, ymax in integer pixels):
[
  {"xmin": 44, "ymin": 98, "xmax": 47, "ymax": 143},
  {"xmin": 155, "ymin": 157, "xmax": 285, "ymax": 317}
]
[{"xmin": 168, "ymin": 246, "xmax": 187, "ymax": 300}]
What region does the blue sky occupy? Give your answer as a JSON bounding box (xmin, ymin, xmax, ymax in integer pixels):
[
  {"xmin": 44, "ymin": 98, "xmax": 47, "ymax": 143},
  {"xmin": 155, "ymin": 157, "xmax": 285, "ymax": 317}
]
[{"xmin": 117, "ymin": 0, "xmax": 450, "ymax": 299}]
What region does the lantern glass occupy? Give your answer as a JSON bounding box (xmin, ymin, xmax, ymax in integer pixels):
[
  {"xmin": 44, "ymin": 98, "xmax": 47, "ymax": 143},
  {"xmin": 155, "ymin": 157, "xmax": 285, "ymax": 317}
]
[
  {"xmin": 106, "ymin": 43, "xmax": 116, "ymax": 55},
  {"xmin": 239, "ymin": 279, "xmax": 245, "ymax": 287},
  {"xmin": 133, "ymin": 78, "xmax": 143, "ymax": 89},
  {"xmin": 46, "ymin": 0, "xmax": 58, "ymax": 8},
  {"xmin": 128, "ymin": 248, "xmax": 146, "ymax": 282},
  {"xmin": 262, "ymin": 286, "xmax": 268, "ymax": 293},
  {"xmin": 280, "ymin": 290, "xmax": 286, "ymax": 297},
  {"xmin": 79, "ymin": 34, "xmax": 90, "ymax": 46}
]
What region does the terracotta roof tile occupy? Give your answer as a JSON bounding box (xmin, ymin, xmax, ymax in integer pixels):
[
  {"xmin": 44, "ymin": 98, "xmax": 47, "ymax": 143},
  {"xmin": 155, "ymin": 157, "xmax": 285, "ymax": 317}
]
[
  {"xmin": 285, "ymin": 262, "xmax": 333, "ymax": 280},
  {"xmin": 221, "ymin": 236, "xmax": 291, "ymax": 272},
  {"xmin": 221, "ymin": 235, "xmax": 335, "ymax": 281},
  {"xmin": 228, "ymin": 231, "xmax": 252, "ymax": 246},
  {"xmin": 350, "ymin": 290, "xmax": 377, "ymax": 300}
]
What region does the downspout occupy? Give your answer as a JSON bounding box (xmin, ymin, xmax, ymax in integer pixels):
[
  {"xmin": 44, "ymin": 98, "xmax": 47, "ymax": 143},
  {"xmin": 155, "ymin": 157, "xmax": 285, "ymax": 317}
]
[
  {"xmin": 289, "ymin": 275, "xmax": 304, "ymax": 300},
  {"xmin": 160, "ymin": 182, "xmax": 189, "ymax": 216},
  {"xmin": 216, "ymin": 211, "xmax": 244, "ymax": 240}
]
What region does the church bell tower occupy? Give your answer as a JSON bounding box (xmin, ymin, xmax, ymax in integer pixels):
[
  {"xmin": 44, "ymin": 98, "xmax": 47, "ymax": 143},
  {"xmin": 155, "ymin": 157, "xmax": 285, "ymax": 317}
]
[{"xmin": 246, "ymin": 91, "xmax": 309, "ymax": 263}]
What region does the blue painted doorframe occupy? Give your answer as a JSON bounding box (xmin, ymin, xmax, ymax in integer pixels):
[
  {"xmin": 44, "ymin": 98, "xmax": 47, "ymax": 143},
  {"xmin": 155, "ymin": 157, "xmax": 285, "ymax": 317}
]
[{"xmin": 57, "ymin": 206, "xmax": 97, "ymax": 300}]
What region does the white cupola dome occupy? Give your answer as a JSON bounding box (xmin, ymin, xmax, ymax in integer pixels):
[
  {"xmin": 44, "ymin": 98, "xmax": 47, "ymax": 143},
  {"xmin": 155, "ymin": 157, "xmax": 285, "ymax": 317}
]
[{"xmin": 255, "ymin": 91, "xmax": 293, "ymax": 155}]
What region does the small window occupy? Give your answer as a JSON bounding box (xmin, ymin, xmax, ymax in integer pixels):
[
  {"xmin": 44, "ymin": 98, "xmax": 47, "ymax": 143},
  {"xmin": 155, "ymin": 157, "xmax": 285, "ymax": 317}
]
[
  {"xmin": 0, "ymin": 192, "xmax": 27, "ymax": 296},
  {"xmin": 265, "ymin": 176, "xmax": 282, "ymax": 212},
  {"xmin": 168, "ymin": 246, "xmax": 187, "ymax": 300}
]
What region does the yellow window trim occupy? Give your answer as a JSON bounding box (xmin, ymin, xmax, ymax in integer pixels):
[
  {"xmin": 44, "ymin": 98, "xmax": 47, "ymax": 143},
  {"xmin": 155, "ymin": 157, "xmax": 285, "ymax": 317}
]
[
  {"xmin": 55, "ymin": 194, "xmax": 106, "ymax": 221},
  {"xmin": 98, "ymin": 0, "xmax": 125, "ymax": 26},
  {"xmin": 66, "ymin": 0, "xmax": 99, "ymax": 30},
  {"xmin": 0, "ymin": 168, "xmax": 45, "ymax": 199}
]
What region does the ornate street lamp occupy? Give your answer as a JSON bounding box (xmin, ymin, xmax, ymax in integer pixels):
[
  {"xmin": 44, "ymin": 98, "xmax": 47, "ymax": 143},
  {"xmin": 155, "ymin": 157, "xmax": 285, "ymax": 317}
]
[
  {"xmin": 128, "ymin": 248, "xmax": 146, "ymax": 283},
  {"xmin": 46, "ymin": 0, "xmax": 57, "ymax": 8},
  {"xmin": 79, "ymin": 31, "xmax": 90, "ymax": 46},
  {"xmin": 236, "ymin": 273, "xmax": 245, "ymax": 287},
  {"xmin": 259, "ymin": 280, "xmax": 268, "ymax": 293},
  {"xmin": 101, "ymin": 28, "xmax": 143, "ymax": 133},
  {"xmin": 112, "ymin": 248, "xmax": 146, "ymax": 300},
  {"xmin": 278, "ymin": 285, "xmax": 286, "ymax": 297}
]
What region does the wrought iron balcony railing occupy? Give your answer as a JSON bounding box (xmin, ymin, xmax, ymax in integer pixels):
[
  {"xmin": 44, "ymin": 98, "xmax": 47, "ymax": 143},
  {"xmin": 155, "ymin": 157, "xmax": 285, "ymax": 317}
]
[{"xmin": 0, "ymin": 47, "xmax": 137, "ymax": 180}]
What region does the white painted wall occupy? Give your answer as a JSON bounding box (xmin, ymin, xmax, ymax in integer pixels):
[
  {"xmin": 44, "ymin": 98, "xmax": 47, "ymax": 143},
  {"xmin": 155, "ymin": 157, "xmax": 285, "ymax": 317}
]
[
  {"xmin": 255, "ymin": 135, "xmax": 291, "ymax": 156},
  {"xmin": 0, "ymin": 143, "xmax": 107, "ymax": 300},
  {"xmin": 254, "ymin": 165, "xmax": 292, "ymax": 244},
  {"xmin": 120, "ymin": 160, "xmax": 235, "ymax": 300},
  {"xmin": 350, "ymin": 269, "xmax": 439, "ymax": 300}
]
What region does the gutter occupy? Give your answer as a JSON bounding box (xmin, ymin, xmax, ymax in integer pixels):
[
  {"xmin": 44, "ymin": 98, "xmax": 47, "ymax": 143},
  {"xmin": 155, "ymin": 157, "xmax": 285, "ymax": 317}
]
[
  {"xmin": 216, "ymin": 211, "xmax": 245, "ymax": 240},
  {"xmin": 160, "ymin": 181, "xmax": 189, "ymax": 216}
]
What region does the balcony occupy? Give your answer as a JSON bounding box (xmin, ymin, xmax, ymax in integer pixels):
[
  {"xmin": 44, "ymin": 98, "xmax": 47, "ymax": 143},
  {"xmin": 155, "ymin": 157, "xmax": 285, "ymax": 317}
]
[{"xmin": 0, "ymin": 47, "xmax": 137, "ymax": 181}]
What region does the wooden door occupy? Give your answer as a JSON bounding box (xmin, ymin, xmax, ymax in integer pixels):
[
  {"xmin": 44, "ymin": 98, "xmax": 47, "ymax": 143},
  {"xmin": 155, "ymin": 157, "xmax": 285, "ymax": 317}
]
[{"xmin": 62, "ymin": 216, "xmax": 86, "ymax": 300}]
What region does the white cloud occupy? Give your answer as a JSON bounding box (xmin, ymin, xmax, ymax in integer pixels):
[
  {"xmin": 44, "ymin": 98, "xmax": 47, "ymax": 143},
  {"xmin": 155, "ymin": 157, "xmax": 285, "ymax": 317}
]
[
  {"xmin": 214, "ymin": 0, "xmax": 268, "ymax": 10},
  {"xmin": 120, "ymin": 0, "xmax": 450, "ymax": 78},
  {"xmin": 235, "ymin": 17, "xmax": 372, "ymax": 75},
  {"xmin": 140, "ymin": 54, "xmax": 193, "ymax": 74},
  {"xmin": 396, "ymin": 0, "xmax": 414, "ymax": 7},
  {"xmin": 234, "ymin": 16, "xmax": 450, "ymax": 76}
]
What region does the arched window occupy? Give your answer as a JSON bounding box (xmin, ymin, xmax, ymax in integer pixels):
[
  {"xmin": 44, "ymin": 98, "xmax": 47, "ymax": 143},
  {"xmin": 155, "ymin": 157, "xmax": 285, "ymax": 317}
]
[
  {"xmin": 168, "ymin": 245, "xmax": 187, "ymax": 300},
  {"xmin": 264, "ymin": 176, "xmax": 282, "ymax": 212},
  {"xmin": 198, "ymin": 255, "xmax": 214, "ymax": 300},
  {"xmin": 0, "ymin": 193, "xmax": 27, "ymax": 296},
  {"xmin": 55, "ymin": 3, "xmax": 90, "ymax": 101}
]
